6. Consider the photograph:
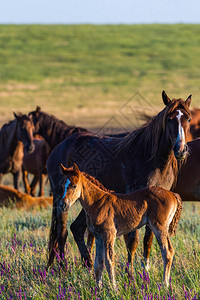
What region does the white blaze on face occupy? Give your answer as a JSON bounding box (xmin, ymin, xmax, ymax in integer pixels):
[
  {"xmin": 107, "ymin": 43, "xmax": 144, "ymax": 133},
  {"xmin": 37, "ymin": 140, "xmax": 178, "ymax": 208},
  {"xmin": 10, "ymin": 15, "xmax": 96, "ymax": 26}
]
[{"xmin": 176, "ymin": 110, "xmax": 185, "ymax": 151}]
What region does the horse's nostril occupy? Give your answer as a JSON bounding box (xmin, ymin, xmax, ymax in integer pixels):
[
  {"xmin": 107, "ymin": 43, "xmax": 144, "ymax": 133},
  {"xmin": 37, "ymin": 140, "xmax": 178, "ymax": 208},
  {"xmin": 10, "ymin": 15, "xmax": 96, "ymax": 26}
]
[{"xmin": 184, "ymin": 144, "xmax": 188, "ymax": 152}]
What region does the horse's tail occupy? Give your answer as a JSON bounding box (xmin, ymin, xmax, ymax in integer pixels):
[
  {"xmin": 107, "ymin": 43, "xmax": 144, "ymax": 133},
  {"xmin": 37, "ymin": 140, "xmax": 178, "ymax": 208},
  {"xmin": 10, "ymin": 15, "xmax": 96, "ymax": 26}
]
[
  {"xmin": 169, "ymin": 193, "xmax": 183, "ymax": 236},
  {"xmin": 47, "ymin": 205, "xmax": 58, "ymax": 269}
]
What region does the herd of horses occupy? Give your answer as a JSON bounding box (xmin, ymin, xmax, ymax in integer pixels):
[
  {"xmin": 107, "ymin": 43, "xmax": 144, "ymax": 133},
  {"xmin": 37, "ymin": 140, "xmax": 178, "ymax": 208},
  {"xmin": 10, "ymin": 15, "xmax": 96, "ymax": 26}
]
[{"xmin": 1, "ymin": 91, "xmax": 200, "ymax": 288}]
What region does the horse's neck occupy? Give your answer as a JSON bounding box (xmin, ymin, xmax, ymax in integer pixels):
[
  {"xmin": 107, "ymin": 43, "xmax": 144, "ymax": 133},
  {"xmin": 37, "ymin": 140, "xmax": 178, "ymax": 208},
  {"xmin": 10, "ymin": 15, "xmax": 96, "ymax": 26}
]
[
  {"xmin": 0, "ymin": 120, "xmax": 18, "ymax": 159},
  {"xmin": 80, "ymin": 175, "xmax": 107, "ymax": 213},
  {"xmin": 40, "ymin": 116, "xmax": 70, "ymax": 149}
]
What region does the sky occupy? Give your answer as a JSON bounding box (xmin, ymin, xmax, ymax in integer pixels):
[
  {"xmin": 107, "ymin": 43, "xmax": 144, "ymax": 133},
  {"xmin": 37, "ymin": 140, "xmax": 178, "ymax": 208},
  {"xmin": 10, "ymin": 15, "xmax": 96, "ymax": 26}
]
[{"xmin": 0, "ymin": 0, "xmax": 200, "ymax": 24}]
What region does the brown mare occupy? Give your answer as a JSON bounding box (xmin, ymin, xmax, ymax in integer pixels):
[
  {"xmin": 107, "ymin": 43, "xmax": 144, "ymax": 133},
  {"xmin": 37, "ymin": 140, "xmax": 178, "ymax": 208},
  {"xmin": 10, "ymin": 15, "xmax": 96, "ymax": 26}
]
[
  {"xmin": 0, "ymin": 184, "xmax": 52, "ymax": 209},
  {"xmin": 59, "ymin": 163, "xmax": 182, "ymax": 287},
  {"xmin": 0, "ymin": 113, "xmax": 35, "ymax": 190},
  {"xmin": 22, "ymin": 137, "xmax": 51, "ymax": 196},
  {"xmin": 45, "ymin": 91, "xmax": 191, "ymax": 270}
]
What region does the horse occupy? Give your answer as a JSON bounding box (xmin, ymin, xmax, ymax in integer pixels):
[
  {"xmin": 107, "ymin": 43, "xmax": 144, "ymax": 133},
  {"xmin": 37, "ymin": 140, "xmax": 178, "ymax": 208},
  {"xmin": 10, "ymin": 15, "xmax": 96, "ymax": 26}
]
[
  {"xmin": 189, "ymin": 108, "xmax": 200, "ymax": 140},
  {"xmin": 45, "ymin": 91, "xmax": 191, "ymax": 270},
  {"xmin": 0, "ymin": 184, "xmax": 53, "ymax": 209},
  {"xmin": 0, "ymin": 113, "xmax": 35, "ymax": 190},
  {"xmin": 22, "ymin": 137, "xmax": 51, "ymax": 196},
  {"xmin": 59, "ymin": 163, "xmax": 182, "ymax": 287}
]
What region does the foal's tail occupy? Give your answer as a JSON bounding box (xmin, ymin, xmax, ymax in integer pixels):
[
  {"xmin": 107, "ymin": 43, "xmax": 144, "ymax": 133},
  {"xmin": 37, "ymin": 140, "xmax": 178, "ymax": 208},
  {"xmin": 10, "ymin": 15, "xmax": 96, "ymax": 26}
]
[{"xmin": 169, "ymin": 193, "xmax": 183, "ymax": 236}]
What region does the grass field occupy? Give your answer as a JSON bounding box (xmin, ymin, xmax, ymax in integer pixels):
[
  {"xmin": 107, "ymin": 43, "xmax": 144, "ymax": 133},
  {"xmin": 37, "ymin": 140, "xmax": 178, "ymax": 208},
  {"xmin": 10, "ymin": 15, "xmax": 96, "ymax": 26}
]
[
  {"xmin": 0, "ymin": 24, "xmax": 200, "ymax": 299},
  {"xmin": 1, "ymin": 25, "xmax": 200, "ymax": 128}
]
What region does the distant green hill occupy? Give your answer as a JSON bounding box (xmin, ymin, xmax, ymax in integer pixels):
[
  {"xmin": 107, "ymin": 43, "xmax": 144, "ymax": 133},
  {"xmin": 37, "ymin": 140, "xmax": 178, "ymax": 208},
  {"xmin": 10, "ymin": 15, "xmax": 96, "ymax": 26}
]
[{"xmin": 0, "ymin": 25, "xmax": 200, "ymax": 127}]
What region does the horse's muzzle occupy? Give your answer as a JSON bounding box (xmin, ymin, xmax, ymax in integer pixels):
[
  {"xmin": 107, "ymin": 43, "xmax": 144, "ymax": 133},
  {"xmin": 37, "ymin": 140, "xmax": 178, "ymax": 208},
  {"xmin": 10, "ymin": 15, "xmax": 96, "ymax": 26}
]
[
  {"xmin": 173, "ymin": 143, "xmax": 188, "ymax": 160},
  {"xmin": 26, "ymin": 144, "xmax": 35, "ymax": 154}
]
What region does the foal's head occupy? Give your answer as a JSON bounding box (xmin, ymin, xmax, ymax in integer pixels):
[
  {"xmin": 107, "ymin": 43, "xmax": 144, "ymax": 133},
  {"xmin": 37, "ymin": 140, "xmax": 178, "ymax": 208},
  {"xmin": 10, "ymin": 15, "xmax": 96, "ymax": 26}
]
[
  {"xmin": 59, "ymin": 163, "xmax": 82, "ymax": 211},
  {"xmin": 13, "ymin": 113, "xmax": 35, "ymax": 153},
  {"xmin": 162, "ymin": 91, "xmax": 192, "ymax": 160}
]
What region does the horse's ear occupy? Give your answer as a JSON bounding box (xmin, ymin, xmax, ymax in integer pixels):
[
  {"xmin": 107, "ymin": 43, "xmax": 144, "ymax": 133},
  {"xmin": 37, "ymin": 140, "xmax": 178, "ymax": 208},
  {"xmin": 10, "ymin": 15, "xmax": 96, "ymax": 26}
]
[
  {"xmin": 185, "ymin": 95, "xmax": 192, "ymax": 108},
  {"xmin": 73, "ymin": 163, "xmax": 80, "ymax": 175},
  {"xmin": 36, "ymin": 106, "xmax": 41, "ymax": 112},
  {"xmin": 13, "ymin": 112, "xmax": 22, "ymax": 120},
  {"xmin": 162, "ymin": 90, "xmax": 171, "ymax": 106},
  {"xmin": 60, "ymin": 163, "xmax": 68, "ymax": 175}
]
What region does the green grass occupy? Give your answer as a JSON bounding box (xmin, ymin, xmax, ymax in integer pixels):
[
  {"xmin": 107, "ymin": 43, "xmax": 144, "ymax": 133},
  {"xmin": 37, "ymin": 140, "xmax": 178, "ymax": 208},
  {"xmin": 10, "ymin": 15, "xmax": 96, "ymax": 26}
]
[
  {"xmin": 0, "ymin": 25, "xmax": 200, "ymax": 128},
  {"xmin": 0, "ymin": 202, "xmax": 199, "ymax": 299}
]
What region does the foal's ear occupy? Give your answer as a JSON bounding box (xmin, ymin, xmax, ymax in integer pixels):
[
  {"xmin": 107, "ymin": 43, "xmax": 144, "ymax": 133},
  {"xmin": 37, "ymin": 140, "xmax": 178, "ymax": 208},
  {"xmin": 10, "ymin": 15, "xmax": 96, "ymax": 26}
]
[
  {"xmin": 73, "ymin": 163, "xmax": 80, "ymax": 175},
  {"xmin": 60, "ymin": 163, "xmax": 68, "ymax": 175},
  {"xmin": 185, "ymin": 95, "xmax": 192, "ymax": 108},
  {"xmin": 162, "ymin": 90, "xmax": 171, "ymax": 106}
]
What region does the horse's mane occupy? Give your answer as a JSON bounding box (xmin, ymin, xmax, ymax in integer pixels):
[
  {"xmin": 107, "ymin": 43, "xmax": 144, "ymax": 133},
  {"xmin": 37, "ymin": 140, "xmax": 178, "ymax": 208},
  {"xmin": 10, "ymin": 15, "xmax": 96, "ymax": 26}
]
[
  {"xmin": 1, "ymin": 119, "xmax": 15, "ymax": 131},
  {"xmin": 118, "ymin": 99, "xmax": 191, "ymax": 160},
  {"xmin": 82, "ymin": 172, "xmax": 113, "ymax": 193},
  {"xmin": 37, "ymin": 111, "xmax": 87, "ymax": 133}
]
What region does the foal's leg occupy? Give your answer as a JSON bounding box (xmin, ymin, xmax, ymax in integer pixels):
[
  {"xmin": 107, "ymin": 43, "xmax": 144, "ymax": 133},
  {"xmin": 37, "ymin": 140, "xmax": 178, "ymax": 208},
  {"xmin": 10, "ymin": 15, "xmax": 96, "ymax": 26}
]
[
  {"xmin": 124, "ymin": 230, "xmax": 139, "ymax": 273},
  {"xmin": 70, "ymin": 209, "xmax": 93, "ymax": 267},
  {"xmin": 57, "ymin": 206, "xmax": 69, "ymax": 263},
  {"xmin": 47, "ymin": 205, "xmax": 59, "ymax": 268},
  {"xmin": 87, "ymin": 230, "xmax": 95, "ymax": 254},
  {"xmin": 94, "ymin": 236, "xmax": 104, "ymax": 288},
  {"xmin": 151, "ymin": 226, "xmax": 174, "ymax": 287},
  {"xmin": 142, "ymin": 225, "xmax": 154, "ymax": 270},
  {"xmin": 103, "ymin": 230, "xmax": 116, "ymax": 288}
]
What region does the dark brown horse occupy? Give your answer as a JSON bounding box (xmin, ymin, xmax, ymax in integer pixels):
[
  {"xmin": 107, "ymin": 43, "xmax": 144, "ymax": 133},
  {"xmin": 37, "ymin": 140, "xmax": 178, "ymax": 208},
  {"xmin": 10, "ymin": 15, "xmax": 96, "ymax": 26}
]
[
  {"xmin": 59, "ymin": 163, "xmax": 182, "ymax": 287},
  {"xmin": 0, "ymin": 113, "xmax": 35, "ymax": 189},
  {"xmin": 45, "ymin": 91, "xmax": 191, "ymax": 269}
]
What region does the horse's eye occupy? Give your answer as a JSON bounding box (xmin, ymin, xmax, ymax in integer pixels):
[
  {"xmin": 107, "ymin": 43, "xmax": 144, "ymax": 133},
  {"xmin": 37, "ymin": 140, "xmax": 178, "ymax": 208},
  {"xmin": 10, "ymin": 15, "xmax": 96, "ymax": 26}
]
[
  {"xmin": 188, "ymin": 118, "xmax": 191, "ymax": 123},
  {"xmin": 167, "ymin": 117, "xmax": 172, "ymax": 122},
  {"xmin": 72, "ymin": 185, "xmax": 77, "ymax": 189}
]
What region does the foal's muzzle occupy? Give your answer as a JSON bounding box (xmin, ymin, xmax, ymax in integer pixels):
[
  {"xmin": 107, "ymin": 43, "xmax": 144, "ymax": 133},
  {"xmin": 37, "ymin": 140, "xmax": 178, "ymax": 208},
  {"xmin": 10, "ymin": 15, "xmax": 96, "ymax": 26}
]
[{"xmin": 173, "ymin": 143, "xmax": 188, "ymax": 160}]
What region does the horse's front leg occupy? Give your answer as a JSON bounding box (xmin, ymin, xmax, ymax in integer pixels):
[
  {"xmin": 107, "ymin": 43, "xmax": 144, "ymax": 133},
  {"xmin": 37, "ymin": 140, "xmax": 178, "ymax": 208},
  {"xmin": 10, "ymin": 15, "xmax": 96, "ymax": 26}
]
[
  {"xmin": 87, "ymin": 230, "xmax": 95, "ymax": 255},
  {"xmin": 124, "ymin": 229, "xmax": 139, "ymax": 273},
  {"xmin": 38, "ymin": 173, "xmax": 45, "ymax": 196},
  {"xmin": 70, "ymin": 209, "xmax": 93, "ymax": 267},
  {"xmin": 22, "ymin": 168, "xmax": 31, "ymax": 194},
  {"xmin": 57, "ymin": 207, "xmax": 69, "ymax": 263},
  {"xmin": 141, "ymin": 225, "xmax": 154, "ymax": 270}
]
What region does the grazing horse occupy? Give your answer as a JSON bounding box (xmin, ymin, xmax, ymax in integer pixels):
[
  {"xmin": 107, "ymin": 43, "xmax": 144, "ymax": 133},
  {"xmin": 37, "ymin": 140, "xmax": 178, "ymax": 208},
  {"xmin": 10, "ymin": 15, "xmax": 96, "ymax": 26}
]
[
  {"xmin": 46, "ymin": 91, "xmax": 191, "ymax": 270},
  {"xmin": 0, "ymin": 113, "xmax": 35, "ymax": 190},
  {"xmin": 59, "ymin": 163, "xmax": 182, "ymax": 287},
  {"xmin": 22, "ymin": 137, "xmax": 51, "ymax": 196},
  {"xmin": 0, "ymin": 184, "xmax": 53, "ymax": 209}
]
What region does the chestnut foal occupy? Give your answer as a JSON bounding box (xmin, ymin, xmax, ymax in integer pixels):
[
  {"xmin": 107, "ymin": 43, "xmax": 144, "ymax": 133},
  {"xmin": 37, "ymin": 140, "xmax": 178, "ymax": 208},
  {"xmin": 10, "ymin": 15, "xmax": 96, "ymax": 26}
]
[{"xmin": 59, "ymin": 163, "xmax": 182, "ymax": 288}]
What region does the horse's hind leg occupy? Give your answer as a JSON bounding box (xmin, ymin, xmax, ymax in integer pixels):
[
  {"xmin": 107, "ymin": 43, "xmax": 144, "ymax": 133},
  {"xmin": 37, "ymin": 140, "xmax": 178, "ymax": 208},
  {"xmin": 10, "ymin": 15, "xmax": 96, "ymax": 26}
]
[
  {"xmin": 124, "ymin": 229, "xmax": 139, "ymax": 273},
  {"xmin": 13, "ymin": 170, "xmax": 20, "ymax": 190},
  {"xmin": 30, "ymin": 175, "xmax": 39, "ymax": 197},
  {"xmin": 70, "ymin": 209, "xmax": 93, "ymax": 267},
  {"xmin": 94, "ymin": 236, "xmax": 104, "ymax": 288},
  {"xmin": 38, "ymin": 173, "xmax": 45, "ymax": 196},
  {"xmin": 151, "ymin": 226, "xmax": 174, "ymax": 286},
  {"xmin": 142, "ymin": 225, "xmax": 154, "ymax": 270},
  {"xmin": 22, "ymin": 168, "xmax": 31, "ymax": 194}
]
